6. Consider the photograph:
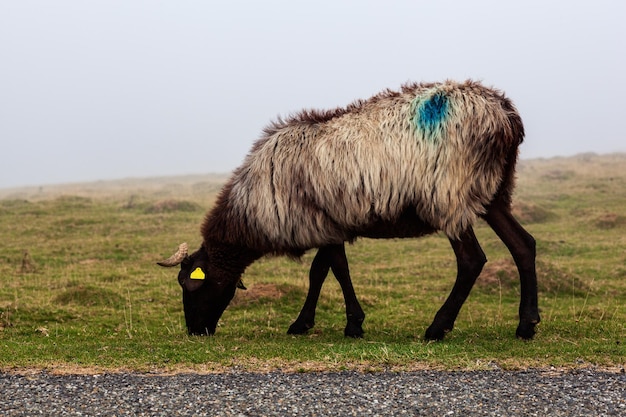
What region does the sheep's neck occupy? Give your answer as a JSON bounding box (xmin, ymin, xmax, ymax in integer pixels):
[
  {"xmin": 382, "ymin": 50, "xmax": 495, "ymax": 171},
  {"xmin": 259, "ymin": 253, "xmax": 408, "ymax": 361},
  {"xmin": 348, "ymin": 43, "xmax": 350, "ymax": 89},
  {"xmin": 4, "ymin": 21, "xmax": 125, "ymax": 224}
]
[{"xmin": 206, "ymin": 241, "xmax": 262, "ymax": 277}]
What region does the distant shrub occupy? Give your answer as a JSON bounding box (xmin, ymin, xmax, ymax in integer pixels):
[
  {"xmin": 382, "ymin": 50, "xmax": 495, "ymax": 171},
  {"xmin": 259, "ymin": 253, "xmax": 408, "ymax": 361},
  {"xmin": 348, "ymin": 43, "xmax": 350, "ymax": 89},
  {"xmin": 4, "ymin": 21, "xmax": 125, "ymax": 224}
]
[
  {"xmin": 144, "ymin": 199, "xmax": 201, "ymax": 214},
  {"xmin": 54, "ymin": 195, "xmax": 93, "ymax": 208},
  {"xmin": 192, "ymin": 181, "xmax": 223, "ymax": 194},
  {"xmin": 542, "ymin": 170, "xmax": 576, "ymax": 181},
  {"xmin": 0, "ymin": 199, "xmax": 31, "ymax": 208}
]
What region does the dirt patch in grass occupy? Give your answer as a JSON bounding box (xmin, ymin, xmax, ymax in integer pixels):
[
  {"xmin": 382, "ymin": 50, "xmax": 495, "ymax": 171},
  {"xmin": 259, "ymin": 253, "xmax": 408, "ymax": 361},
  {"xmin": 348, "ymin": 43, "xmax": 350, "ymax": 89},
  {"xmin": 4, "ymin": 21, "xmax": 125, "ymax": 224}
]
[
  {"xmin": 594, "ymin": 213, "xmax": 626, "ymax": 229},
  {"xmin": 512, "ymin": 202, "xmax": 557, "ymax": 223},
  {"xmin": 477, "ymin": 259, "xmax": 590, "ymax": 297},
  {"xmin": 477, "ymin": 259, "xmax": 515, "ymax": 288},
  {"xmin": 231, "ymin": 283, "xmax": 294, "ymax": 307}
]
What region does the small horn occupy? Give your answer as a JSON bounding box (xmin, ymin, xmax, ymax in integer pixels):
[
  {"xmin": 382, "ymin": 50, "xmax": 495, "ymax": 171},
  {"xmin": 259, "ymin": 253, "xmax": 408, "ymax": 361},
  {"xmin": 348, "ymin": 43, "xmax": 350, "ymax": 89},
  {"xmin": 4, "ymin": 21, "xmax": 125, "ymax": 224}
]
[{"xmin": 157, "ymin": 242, "xmax": 188, "ymax": 267}]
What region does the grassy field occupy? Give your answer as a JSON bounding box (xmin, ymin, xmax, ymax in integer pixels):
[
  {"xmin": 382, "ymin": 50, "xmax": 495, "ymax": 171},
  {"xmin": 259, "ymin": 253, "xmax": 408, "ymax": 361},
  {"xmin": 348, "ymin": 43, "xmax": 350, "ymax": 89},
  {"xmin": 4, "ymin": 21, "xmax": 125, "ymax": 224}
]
[{"xmin": 1, "ymin": 153, "xmax": 624, "ymax": 373}]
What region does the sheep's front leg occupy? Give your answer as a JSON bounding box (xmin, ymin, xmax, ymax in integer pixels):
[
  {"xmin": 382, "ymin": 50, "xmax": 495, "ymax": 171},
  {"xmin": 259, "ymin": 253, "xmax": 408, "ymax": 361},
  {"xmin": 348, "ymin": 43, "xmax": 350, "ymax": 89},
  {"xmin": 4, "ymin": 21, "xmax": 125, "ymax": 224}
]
[
  {"xmin": 288, "ymin": 244, "xmax": 365, "ymax": 337},
  {"xmin": 327, "ymin": 244, "xmax": 365, "ymax": 337},
  {"xmin": 287, "ymin": 247, "xmax": 330, "ymax": 335},
  {"xmin": 425, "ymin": 227, "xmax": 486, "ymax": 341}
]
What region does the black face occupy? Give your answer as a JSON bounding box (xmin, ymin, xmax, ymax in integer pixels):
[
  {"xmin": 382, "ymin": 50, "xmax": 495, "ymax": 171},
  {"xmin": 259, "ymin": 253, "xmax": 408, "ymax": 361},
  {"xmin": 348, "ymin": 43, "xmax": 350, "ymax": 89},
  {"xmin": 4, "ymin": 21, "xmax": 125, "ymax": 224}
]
[{"xmin": 177, "ymin": 248, "xmax": 238, "ymax": 335}]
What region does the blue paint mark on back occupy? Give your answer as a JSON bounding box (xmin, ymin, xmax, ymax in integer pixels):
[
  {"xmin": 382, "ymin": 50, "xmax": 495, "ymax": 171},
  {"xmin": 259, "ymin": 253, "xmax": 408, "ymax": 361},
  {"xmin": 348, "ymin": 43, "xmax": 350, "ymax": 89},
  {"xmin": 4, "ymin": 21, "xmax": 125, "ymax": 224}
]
[{"xmin": 415, "ymin": 92, "xmax": 449, "ymax": 133}]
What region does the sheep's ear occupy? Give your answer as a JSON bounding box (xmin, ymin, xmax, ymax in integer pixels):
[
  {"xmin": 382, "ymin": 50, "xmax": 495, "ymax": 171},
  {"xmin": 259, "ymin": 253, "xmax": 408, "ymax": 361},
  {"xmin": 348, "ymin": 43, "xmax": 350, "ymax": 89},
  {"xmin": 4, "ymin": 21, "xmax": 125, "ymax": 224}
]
[
  {"xmin": 181, "ymin": 277, "xmax": 204, "ymax": 292},
  {"xmin": 179, "ymin": 266, "xmax": 206, "ymax": 292},
  {"xmin": 236, "ymin": 279, "xmax": 247, "ymax": 290}
]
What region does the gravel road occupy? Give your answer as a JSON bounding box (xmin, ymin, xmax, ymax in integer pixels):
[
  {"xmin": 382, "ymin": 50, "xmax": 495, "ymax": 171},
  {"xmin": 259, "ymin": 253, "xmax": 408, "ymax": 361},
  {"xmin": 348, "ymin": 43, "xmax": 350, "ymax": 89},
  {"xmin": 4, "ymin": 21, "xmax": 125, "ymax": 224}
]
[{"xmin": 1, "ymin": 369, "xmax": 624, "ymax": 416}]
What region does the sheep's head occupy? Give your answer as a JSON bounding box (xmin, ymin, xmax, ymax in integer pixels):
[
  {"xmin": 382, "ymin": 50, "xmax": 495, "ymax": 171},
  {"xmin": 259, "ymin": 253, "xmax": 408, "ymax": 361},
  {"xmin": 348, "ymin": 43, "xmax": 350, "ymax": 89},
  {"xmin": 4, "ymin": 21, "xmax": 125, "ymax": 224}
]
[{"xmin": 157, "ymin": 243, "xmax": 245, "ymax": 335}]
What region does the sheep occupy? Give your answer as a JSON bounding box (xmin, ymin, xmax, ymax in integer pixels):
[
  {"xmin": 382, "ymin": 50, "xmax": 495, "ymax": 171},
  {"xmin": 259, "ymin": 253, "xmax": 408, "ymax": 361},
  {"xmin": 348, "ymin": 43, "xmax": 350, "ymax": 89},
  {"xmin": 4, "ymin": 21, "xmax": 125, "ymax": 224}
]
[{"xmin": 158, "ymin": 79, "xmax": 540, "ymax": 340}]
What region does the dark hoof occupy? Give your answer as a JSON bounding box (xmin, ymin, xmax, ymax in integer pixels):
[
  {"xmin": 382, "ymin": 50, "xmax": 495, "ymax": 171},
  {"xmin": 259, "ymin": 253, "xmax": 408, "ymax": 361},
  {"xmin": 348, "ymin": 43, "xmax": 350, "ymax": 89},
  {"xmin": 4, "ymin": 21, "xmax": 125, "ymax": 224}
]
[
  {"xmin": 287, "ymin": 320, "xmax": 313, "ymax": 335},
  {"xmin": 516, "ymin": 321, "xmax": 538, "ymax": 340},
  {"xmin": 424, "ymin": 325, "xmax": 449, "ymax": 341},
  {"xmin": 344, "ymin": 323, "xmax": 364, "ymax": 338}
]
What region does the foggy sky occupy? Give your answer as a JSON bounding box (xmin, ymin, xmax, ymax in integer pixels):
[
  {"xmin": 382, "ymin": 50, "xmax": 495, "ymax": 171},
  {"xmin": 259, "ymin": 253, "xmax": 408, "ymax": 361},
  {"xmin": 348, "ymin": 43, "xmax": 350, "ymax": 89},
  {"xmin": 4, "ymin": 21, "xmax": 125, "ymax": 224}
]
[{"xmin": 1, "ymin": 0, "xmax": 624, "ymax": 188}]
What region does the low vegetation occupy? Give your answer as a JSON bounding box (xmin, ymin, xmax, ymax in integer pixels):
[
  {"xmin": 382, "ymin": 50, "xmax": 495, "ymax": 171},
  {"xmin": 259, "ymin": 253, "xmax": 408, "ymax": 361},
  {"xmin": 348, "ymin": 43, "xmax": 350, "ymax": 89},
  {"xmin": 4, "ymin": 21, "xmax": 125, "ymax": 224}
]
[{"xmin": 0, "ymin": 154, "xmax": 624, "ymax": 373}]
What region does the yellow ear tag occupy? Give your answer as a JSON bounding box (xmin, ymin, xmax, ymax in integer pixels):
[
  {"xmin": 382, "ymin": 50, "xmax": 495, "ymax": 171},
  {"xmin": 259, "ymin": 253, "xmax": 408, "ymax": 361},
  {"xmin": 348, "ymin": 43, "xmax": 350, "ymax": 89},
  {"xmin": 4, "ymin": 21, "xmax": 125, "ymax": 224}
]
[{"xmin": 190, "ymin": 267, "xmax": 205, "ymax": 280}]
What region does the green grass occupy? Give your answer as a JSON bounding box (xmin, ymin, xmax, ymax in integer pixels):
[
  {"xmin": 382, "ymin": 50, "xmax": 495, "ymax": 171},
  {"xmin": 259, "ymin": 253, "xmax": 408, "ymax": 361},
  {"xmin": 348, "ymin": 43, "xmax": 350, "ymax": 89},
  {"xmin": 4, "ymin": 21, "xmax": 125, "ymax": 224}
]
[{"xmin": 1, "ymin": 153, "xmax": 625, "ymax": 373}]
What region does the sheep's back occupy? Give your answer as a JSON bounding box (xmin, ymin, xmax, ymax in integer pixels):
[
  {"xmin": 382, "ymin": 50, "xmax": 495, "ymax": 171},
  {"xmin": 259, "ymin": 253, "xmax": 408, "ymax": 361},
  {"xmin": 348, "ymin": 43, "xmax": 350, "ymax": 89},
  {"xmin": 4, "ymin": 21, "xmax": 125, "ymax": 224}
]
[{"xmin": 205, "ymin": 80, "xmax": 522, "ymax": 253}]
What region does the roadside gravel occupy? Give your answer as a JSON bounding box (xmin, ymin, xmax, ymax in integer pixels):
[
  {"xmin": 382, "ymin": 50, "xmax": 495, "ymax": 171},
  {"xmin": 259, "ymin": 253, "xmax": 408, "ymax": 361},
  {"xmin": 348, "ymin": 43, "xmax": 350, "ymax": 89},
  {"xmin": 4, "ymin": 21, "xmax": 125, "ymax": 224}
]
[{"xmin": 1, "ymin": 369, "xmax": 624, "ymax": 416}]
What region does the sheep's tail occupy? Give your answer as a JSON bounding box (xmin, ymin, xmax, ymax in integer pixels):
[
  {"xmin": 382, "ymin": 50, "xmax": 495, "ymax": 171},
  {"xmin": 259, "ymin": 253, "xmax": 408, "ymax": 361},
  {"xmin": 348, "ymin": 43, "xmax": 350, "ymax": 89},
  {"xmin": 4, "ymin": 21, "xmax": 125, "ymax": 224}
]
[{"xmin": 495, "ymin": 89, "xmax": 525, "ymax": 210}]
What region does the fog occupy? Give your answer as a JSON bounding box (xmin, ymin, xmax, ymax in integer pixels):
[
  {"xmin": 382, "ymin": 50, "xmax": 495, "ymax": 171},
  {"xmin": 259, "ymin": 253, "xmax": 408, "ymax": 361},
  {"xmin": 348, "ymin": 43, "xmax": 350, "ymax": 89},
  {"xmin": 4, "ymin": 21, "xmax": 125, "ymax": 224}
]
[{"xmin": 1, "ymin": 0, "xmax": 624, "ymax": 188}]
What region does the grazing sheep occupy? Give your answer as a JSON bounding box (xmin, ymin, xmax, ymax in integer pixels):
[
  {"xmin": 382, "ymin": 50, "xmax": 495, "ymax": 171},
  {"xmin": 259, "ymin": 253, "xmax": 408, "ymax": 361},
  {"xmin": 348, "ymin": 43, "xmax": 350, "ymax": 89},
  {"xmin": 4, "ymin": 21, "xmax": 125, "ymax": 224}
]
[{"xmin": 158, "ymin": 80, "xmax": 540, "ymax": 340}]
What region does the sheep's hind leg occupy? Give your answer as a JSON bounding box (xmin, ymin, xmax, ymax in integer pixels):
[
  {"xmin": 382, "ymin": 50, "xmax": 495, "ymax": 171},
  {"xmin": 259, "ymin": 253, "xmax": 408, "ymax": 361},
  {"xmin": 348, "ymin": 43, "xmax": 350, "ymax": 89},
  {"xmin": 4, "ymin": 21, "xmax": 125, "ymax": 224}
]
[
  {"xmin": 425, "ymin": 227, "xmax": 486, "ymax": 341},
  {"xmin": 287, "ymin": 244, "xmax": 365, "ymax": 337},
  {"xmin": 483, "ymin": 202, "xmax": 540, "ymax": 339}
]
